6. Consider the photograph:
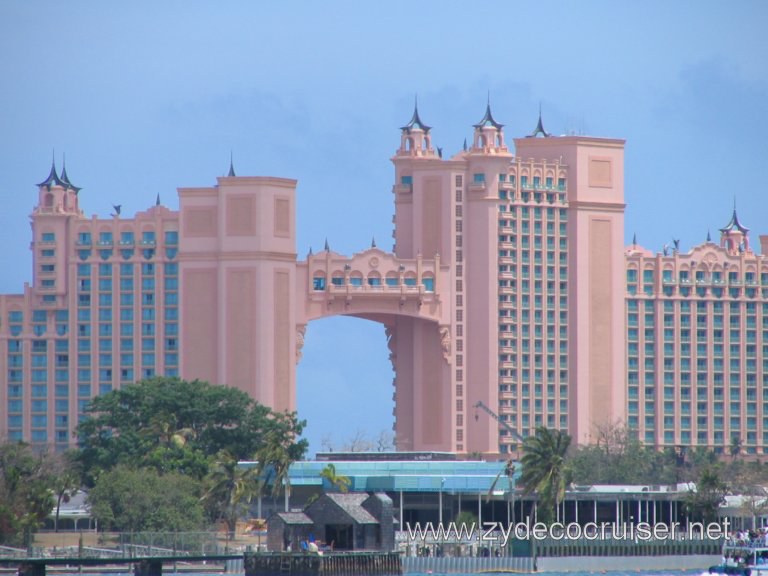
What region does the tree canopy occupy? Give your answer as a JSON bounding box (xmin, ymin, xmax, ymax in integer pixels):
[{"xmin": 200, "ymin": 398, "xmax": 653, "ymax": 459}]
[
  {"xmin": 0, "ymin": 442, "xmax": 54, "ymax": 546},
  {"xmin": 88, "ymin": 465, "xmax": 205, "ymax": 532},
  {"xmin": 520, "ymin": 426, "xmax": 572, "ymax": 524},
  {"xmin": 75, "ymin": 377, "xmax": 308, "ymax": 485}
]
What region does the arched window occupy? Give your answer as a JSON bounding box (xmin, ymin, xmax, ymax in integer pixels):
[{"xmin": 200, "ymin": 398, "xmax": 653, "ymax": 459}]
[{"xmin": 312, "ymin": 272, "xmax": 326, "ymax": 291}]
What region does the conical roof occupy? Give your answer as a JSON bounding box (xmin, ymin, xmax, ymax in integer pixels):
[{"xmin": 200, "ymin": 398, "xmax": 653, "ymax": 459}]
[
  {"xmin": 527, "ymin": 106, "xmax": 550, "ymax": 138},
  {"xmin": 401, "ymin": 99, "xmax": 431, "ymax": 133},
  {"xmin": 720, "ymin": 209, "xmax": 749, "ymax": 234},
  {"xmin": 474, "ymin": 101, "xmax": 503, "ymax": 130},
  {"xmin": 59, "ymin": 157, "xmax": 81, "ymax": 192},
  {"xmin": 228, "ymin": 152, "xmax": 236, "ymax": 177},
  {"xmin": 37, "ymin": 157, "xmax": 66, "ymax": 189}
]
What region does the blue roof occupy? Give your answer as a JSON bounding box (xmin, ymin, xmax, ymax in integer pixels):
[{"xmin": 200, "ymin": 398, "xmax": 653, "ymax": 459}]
[{"xmin": 241, "ymin": 460, "xmax": 518, "ymax": 494}]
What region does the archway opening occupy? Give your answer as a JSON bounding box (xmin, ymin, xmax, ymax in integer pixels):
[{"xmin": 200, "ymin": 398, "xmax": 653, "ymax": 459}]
[{"xmin": 296, "ymin": 315, "xmax": 395, "ymax": 457}]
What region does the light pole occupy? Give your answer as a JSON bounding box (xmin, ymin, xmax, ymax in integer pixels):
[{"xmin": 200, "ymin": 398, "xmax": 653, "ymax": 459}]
[{"xmin": 439, "ymin": 478, "xmax": 446, "ymax": 525}]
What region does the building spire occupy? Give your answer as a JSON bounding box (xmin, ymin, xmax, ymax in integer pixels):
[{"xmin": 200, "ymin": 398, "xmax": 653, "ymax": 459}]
[
  {"xmin": 371, "ymin": 236, "xmax": 377, "ymax": 249},
  {"xmin": 228, "ymin": 151, "xmax": 236, "ymax": 177},
  {"xmin": 706, "ymin": 229, "xmax": 712, "ymax": 243},
  {"xmin": 156, "ymin": 193, "xmax": 161, "ymax": 206},
  {"xmin": 632, "ymin": 232, "xmax": 637, "ymax": 246},
  {"xmin": 473, "ymin": 94, "xmax": 503, "ymax": 129},
  {"xmin": 527, "ymin": 103, "xmax": 551, "ymax": 138},
  {"xmin": 58, "ymin": 153, "xmax": 81, "ymax": 192},
  {"xmin": 324, "ymin": 238, "xmax": 330, "ymax": 251},
  {"xmin": 37, "ymin": 151, "xmax": 65, "ymax": 189},
  {"xmin": 400, "ymin": 95, "xmax": 431, "ymax": 133},
  {"xmin": 720, "ymin": 207, "xmax": 750, "ymax": 234}
]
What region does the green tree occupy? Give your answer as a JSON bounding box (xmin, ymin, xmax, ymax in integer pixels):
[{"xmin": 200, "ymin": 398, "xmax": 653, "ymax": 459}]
[
  {"xmin": 50, "ymin": 451, "xmax": 82, "ymax": 532},
  {"xmin": 255, "ymin": 411, "xmax": 308, "ymax": 510},
  {"xmin": 75, "ymin": 377, "xmax": 307, "ymax": 485},
  {"xmin": 320, "ymin": 463, "xmax": 351, "ymax": 493},
  {"xmin": 730, "ymin": 435, "xmax": 742, "ymax": 460},
  {"xmin": 569, "ymin": 423, "xmax": 679, "ymax": 485},
  {"xmin": 202, "ymin": 452, "xmax": 260, "ymax": 535},
  {"xmin": 683, "ymin": 465, "xmax": 727, "ymax": 523},
  {"xmin": 455, "ymin": 510, "xmax": 478, "ymax": 530},
  {"xmin": 520, "ymin": 427, "xmax": 572, "ymax": 525},
  {"xmin": 87, "ymin": 465, "xmax": 205, "ymax": 532},
  {"xmin": 0, "ymin": 442, "xmax": 54, "ymax": 545}
]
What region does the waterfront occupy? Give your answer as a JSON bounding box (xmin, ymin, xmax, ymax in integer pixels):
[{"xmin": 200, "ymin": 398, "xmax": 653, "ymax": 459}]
[{"xmin": 2, "ymin": 570, "xmax": 711, "ymax": 576}]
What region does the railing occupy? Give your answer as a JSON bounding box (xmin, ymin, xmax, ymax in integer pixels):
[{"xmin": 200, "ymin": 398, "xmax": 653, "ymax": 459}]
[
  {"xmin": 534, "ymin": 534, "xmax": 722, "ymax": 557},
  {"xmin": 14, "ymin": 531, "xmax": 244, "ymax": 560}
]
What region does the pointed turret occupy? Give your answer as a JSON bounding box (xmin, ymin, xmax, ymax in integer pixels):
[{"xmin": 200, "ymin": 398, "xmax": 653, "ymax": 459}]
[
  {"xmin": 59, "ymin": 156, "xmax": 82, "ymax": 193},
  {"xmin": 400, "ymin": 97, "xmax": 431, "ymax": 133},
  {"xmin": 719, "ymin": 206, "xmax": 751, "ymax": 254},
  {"xmin": 471, "ymin": 97, "xmax": 507, "ymax": 152},
  {"xmin": 473, "ymin": 99, "xmax": 504, "ymax": 130},
  {"xmin": 35, "ymin": 154, "xmax": 81, "ymax": 215},
  {"xmin": 719, "ymin": 208, "xmax": 749, "ymax": 234},
  {"xmin": 527, "ymin": 104, "xmax": 551, "ymax": 138},
  {"xmin": 156, "ymin": 193, "xmax": 161, "ymax": 206},
  {"xmin": 37, "ymin": 155, "xmax": 65, "ymax": 189},
  {"xmin": 228, "ymin": 152, "xmax": 236, "ymax": 177},
  {"xmin": 371, "ymin": 236, "xmax": 377, "ymax": 249},
  {"xmin": 324, "ymin": 238, "xmax": 330, "ymax": 251},
  {"xmin": 396, "ymin": 97, "xmax": 436, "ymax": 158}
]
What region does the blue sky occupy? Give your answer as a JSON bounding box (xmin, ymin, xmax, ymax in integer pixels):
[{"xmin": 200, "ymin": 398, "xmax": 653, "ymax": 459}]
[{"xmin": 1, "ymin": 1, "xmax": 766, "ymax": 454}]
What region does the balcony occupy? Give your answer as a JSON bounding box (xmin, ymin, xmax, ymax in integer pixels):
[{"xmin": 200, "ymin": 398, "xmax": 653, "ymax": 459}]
[{"xmin": 393, "ymin": 183, "xmax": 412, "ymax": 195}]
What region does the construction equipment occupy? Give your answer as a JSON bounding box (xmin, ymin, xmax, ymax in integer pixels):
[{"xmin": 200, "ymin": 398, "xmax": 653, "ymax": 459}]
[{"xmin": 473, "ymin": 400, "xmax": 525, "ymax": 443}]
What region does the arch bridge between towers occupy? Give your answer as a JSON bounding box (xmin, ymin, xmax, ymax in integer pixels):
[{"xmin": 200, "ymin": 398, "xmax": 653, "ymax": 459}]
[{"xmin": 295, "ymin": 247, "xmax": 456, "ymax": 452}]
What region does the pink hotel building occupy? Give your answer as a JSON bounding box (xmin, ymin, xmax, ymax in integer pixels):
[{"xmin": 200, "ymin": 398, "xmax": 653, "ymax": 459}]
[{"xmin": 2, "ymin": 103, "xmax": 767, "ymax": 456}]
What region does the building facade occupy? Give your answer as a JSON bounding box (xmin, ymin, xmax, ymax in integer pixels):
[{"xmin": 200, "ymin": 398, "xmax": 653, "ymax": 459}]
[
  {"xmin": 625, "ymin": 216, "xmax": 768, "ymax": 455},
  {"xmin": 1, "ymin": 102, "xmax": 761, "ymax": 455}
]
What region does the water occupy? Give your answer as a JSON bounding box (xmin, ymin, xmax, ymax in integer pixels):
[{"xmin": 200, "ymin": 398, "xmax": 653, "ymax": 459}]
[
  {"xmin": 405, "ymin": 572, "xmax": 705, "ymax": 576},
  {"xmin": 61, "ymin": 570, "xmax": 710, "ymax": 576}
]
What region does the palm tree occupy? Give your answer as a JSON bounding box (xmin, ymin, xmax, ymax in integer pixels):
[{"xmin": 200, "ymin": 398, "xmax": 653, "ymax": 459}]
[
  {"xmin": 256, "ymin": 431, "xmax": 296, "ymax": 512},
  {"xmin": 520, "ymin": 426, "xmax": 572, "ymax": 525},
  {"xmin": 202, "ymin": 452, "xmax": 259, "ymax": 535},
  {"xmin": 254, "ymin": 411, "xmax": 307, "ymax": 511},
  {"xmin": 320, "ymin": 463, "xmax": 351, "ymax": 493}
]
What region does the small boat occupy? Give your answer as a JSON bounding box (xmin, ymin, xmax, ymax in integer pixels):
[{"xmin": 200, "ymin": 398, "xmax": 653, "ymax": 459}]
[{"xmin": 709, "ymin": 541, "xmax": 768, "ymax": 575}]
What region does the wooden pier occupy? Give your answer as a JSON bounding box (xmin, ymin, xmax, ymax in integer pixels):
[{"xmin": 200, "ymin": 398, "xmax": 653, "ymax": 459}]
[
  {"xmin": 244, "ymin": 551, "xmax": 402, "ymax": 576},
  {"xmin": 0, "ymin": 554, "xmax": 242, "ymax": 576}
]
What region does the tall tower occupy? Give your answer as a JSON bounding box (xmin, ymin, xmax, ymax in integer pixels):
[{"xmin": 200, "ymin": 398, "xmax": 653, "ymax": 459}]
[
  {"xmin": 390, "ymin": 101, "xmax": 455, "ymax": 451},
  {"xmin": 463, "ymin": 103, "xmax": 514, "ymax": 454},
  {"xmin": 515, "ymin": 134, "xmax": 626, "ymax": 444},
  {"xmin": 178, "ymin": 173, "xmax": 299, "ymax": 412},
  {"xmin": 31, "ymin": 157, "xmax": 83, "ymax": 307}
]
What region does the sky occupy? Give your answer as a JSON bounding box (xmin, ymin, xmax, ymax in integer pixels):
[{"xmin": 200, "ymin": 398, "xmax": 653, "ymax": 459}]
[{"xmin": 1, "ymin": 1, "xmax": 767, "ymax": 455}]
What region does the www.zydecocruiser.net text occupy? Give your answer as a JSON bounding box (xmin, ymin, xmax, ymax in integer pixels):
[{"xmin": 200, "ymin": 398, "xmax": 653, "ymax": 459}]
[{"xmin": 404, "ymin": 518, "xmax": 731, "ymax": 548}]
